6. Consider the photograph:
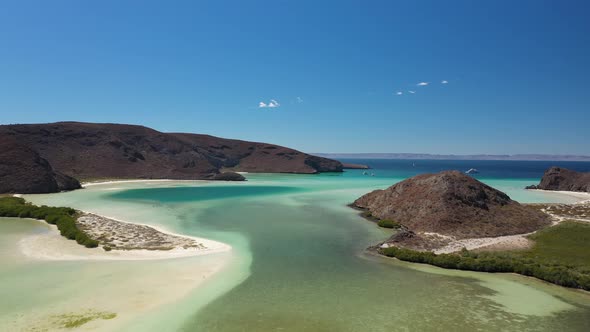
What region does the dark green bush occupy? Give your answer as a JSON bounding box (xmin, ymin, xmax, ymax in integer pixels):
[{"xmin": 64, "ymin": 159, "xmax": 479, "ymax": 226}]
[
  {"xmin": 377, "ymin": 219, "xmax": 402, "ymax": 229},
  {"xmin": 381, "ymin": 246, "xmax": 589, "ymax": 291},
  {"xmin": 0, "ymin": 197, "xmax": 99, "ymax": 249}
]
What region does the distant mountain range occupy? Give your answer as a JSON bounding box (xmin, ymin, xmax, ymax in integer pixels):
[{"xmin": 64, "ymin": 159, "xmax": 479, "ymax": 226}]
[{"xmin": 314, "ymin": 153, "xmax": 590, "ymax": 162}]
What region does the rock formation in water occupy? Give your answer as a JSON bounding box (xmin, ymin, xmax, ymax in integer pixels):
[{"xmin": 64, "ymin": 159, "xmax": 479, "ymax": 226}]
[
  {"xmin": 0, "ymin": 122, "xmax": 342, "ymax": 193},
  {"xmin": 0, "ymin": 136, "xmax": 81, "ymax": 194},
  {"xmin": 353, "ymin": 171, "xmax": 550, "ymax": 245},
  {"xmin": 527, "ymin": 167, "xmax": 590, "ymax": 193},
  {"xmin": 212, "ymin": 172, "xmax": 246, "ymax": 181}
]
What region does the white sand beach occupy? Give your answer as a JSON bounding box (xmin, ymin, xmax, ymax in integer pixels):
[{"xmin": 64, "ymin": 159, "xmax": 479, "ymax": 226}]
[
  {"xmin": 18, "ymin": 216, "xmax": 231, "ymax": 261},
  {"xmin": 526, "ymin": 189, "xmax": 590, "ymax": 203},
  {"xmin": 82, "ymin": 179, "xmax": 198, "ymax": 187}
]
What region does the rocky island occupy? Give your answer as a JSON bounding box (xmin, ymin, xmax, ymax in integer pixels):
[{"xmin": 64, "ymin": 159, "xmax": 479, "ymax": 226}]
[
  {"xmin": 526, "ymin": 166, "xmax": 590, "ymax": 192},
  {"xmin": 0, "ymin": 122, "xmax": 342, "ymax": 194},
  {"xmin": 353, "ymin": 170, "xmax": 550, "ymax": 251},
  {"xmin": 352, "ymin": 170, "xmax": 590, "ymax": 290}
]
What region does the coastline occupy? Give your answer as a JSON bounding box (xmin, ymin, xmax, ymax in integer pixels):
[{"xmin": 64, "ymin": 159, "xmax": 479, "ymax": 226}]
[
  {"xmin": 526, "ymin": 188, "xmax": 590, "ymax": 203},
  {"xmin": 9, "ymin": 188, "xmax": 232, "ymax": 261},
  {"xmin": 381, "ymin": 189, "xmax": 590, "ymax": 255},
  {"xmin": 18, "ymin": 213, "xmax": 231, "ymax": 261},
  {"xmin": 2, "ymin": 182, "xmax": 238, "ymax": 331},
  {"xmin": 81, "ymin": 179, "xmax": 207, "ymax": 187}
]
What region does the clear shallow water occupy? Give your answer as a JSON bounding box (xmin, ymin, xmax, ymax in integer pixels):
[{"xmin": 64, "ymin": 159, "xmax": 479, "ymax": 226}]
[{"xmin": 5, "ymin": 160, "xmax": 590, "ymax": 331}]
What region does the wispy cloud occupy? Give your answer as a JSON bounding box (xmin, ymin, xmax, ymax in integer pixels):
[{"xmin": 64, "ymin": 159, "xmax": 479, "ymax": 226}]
[
  {"xmin": 259, "ymin": 99, "xmax": 280, "ymax": 108},
  {"xmin": 441, "ymin": 80, "xmax": 449, "ymax": 84},
  {"xmin": 396, "ymin": 91, "xmax": 403, "ymax": 95},
  {"xmin": 296, "ymin": 96, "xmax": 303, "ymax": 103},
  {"xmin": 416, "ymin": 82, "xmax": 429, "ymax": 86},
  {"xmin": 408, "ymin": 90, "xmax": 416, "ymax": 94}
]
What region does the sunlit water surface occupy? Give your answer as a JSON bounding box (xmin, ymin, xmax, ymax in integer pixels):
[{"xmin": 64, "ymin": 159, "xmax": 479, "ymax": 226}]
[{"xmin": 2, "ymin": 160, "xmax": 590, "ymax": 331}]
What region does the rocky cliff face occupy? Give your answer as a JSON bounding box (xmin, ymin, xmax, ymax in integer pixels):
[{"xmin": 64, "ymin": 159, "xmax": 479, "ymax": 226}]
[
  {"xmin": 0, "ymin": 136, "xmax": 81, "ymax": 194},
  {"xmin": 530, "ymin": 167, "xmax": 590, "ymax": 193},
  {"xmin": 0, "ymin": 122, "xmax": 342, "ymax": 193},
  {"xmin": 353, "ymin": 171, "xmax": 549, "ymax": 239}
]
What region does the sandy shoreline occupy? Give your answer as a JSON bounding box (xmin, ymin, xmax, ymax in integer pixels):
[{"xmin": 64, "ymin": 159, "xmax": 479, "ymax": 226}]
[
  {"xmin": 19, "ymin": 217, "xmax": 231, "ymax": 261},
  {"xmin": 13, "ymin": 180, "xmax": 232, "ymax": 261},
  {"xmin": 3, "ymin": 183, "xmax": 237, "ymax": 331},
  {"xmin": 428, "ymin": 190, "xmax": 590, "ymax": 254},
  {"xmin": 526, "ymin": 189, "xmax": 590, "ymax": 203},
  {"xmin": 13, "ymin": 189, "xmax": 231, "ymax": 261},
  {"xmin": 81, "ymin": 179, "xmax": 206, "ymax": 187}
]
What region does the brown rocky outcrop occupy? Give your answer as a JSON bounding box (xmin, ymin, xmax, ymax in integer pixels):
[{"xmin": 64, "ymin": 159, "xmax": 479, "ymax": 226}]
[
  {"xmin": 0, "ymin": 136, "xmax": 81, "ymax": 193},
  {"xmin": 529, "ymin": 167, "xmax": 590, "ymax": 193},
  {"xmin": 353, "ymin": 171, "xmax": 550, "ymax": 239}
]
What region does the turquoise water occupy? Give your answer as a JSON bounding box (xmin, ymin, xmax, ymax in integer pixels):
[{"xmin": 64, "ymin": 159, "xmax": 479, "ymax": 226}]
[
  {"xmin": 5, "ymin": 161, "xmax": 590, "ymax": 331},
  {"xmin": 112, "ymin": 171, "xmax": 589, "ymax": 331}
]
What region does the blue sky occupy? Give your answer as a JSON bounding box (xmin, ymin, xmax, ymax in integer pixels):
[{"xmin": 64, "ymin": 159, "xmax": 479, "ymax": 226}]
[{"xmin": 1, "ymin": 0, "xmax": 589, "ymax": 155}]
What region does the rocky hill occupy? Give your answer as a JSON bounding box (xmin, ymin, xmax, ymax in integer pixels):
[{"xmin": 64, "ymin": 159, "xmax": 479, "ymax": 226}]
[
  {"xmin": 353, "ymin": 171, "xmax": 550, "ymax": 244},
  {"xmin": 0, "ymin": 122, "xmax": 342, "ymax": 193},
  {"xmin": 0, "ymin": 137, "xmax": 81, "ymax": 194},
  {"xmin": 527, "ymin": 167, "xmax": 590, "ymax": 193}
]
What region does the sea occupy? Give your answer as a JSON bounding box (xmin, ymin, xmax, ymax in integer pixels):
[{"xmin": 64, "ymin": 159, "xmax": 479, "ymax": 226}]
[{"xmin": 2, "ymin": 159, "xmax": 589, "ymax": 331}]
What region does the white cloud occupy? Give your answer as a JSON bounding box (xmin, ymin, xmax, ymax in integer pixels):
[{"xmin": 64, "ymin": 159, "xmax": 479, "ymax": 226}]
[
  {"xmin": 408, "ymin": 90, "xmax": 416, "ymax": 94},
  {"xmin": 441, "ymin": 80, "xmax": 448, "ymax": 84},
  {"xmin": 396, "ymin": 91, "xmax": 403, "ymax": 95},
  {"xmin": 296, "ymin": 96, "xmax": 303, "ymax": 103},
  {"xmin": 417, "ymin": 82, "xmax": 429, "ymax": 86},
  {"xmin": 259, "ymin": 99, "xmax": 280, "ymax": 108}
]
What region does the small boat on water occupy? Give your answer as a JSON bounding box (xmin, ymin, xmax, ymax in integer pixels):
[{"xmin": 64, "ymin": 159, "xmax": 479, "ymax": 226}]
[
  {"xmin": 370, "ymin": 173, "xmax": 375, "ymax": 176},
  {"xmin": 465, "ymin": 168, "xmax": 479, "ymax": 174},
  {"xmin": 362, "ymin": 171, "xmax": 368, "ymax": 175}
]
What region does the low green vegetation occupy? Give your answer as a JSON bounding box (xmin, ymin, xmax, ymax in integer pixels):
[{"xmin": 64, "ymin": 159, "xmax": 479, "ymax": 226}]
[
  {"xmin": 53, "ymin": 311, "xmax": 117, "ymax": 328},
  {"xmin": 0, "ymin": 197, "xmax": 99, "ymax": 248},
  {"xmin": 377, "ymin": 219, "xmax": 402, "ymax": 229},
  {"xmin": 357, "ymin": 208, "xmax": 402, "ymax": 229},
  {"xmin": 382, "ymin": 221, "xmax": 590, "ymax": 290}
]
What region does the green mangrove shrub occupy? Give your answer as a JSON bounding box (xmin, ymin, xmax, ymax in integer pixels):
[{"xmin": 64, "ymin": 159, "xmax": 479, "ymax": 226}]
[
  {"xmin": 381, "ymin": 246, "xmax": 590, "ymax": 291},
  {"xmin": 377, "ymin": 219, "xmax": 402, "ymax": 229},
  {"xmin": 0, "ymin": 197, "xmax": 98, "ymax": 248}
]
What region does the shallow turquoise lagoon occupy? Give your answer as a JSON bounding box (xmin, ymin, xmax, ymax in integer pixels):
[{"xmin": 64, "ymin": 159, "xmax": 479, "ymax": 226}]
[{"xmin": 3, "ymin": 168, "xmax": 590, "ymax": 331}]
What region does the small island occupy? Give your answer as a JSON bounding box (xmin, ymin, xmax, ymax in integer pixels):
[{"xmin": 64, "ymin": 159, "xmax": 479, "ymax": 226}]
[
  {"xmin": 352, "ymin": 170, "xmax": 590, "ymax": 290},
  {"xmin": 526, "ymin": 166, "xmax": 590, "ymax": 192}
]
